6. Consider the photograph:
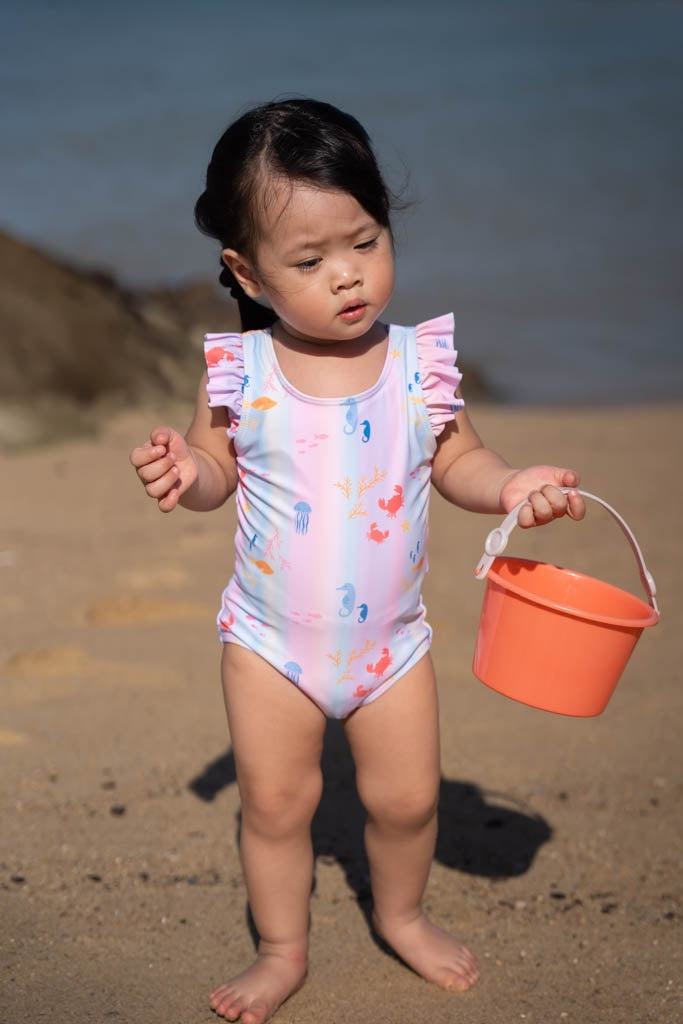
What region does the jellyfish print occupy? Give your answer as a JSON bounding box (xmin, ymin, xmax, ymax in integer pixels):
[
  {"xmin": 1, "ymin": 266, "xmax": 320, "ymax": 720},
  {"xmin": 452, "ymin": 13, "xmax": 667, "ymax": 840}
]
[
  {"xmin": 337, "ymin": 583, "xmax": 356, "ymax": 618},
  {"xmin": 294, "ymin": 501, "xmax": 312, "ymax": 535},
  {"xmin": 284, "ymin": 661, "xmax": 303, "ymax": 685},
  {"xmin": 342, "ymin": 397, "xmax": 358, "ymax": 435}
]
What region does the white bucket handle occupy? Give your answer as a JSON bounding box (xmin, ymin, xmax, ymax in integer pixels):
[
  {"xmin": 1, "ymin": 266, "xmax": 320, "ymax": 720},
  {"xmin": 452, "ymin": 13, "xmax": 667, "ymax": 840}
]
[{"xmin": 474, "ymin": 488, "xmax": 659, "ymax": 614}]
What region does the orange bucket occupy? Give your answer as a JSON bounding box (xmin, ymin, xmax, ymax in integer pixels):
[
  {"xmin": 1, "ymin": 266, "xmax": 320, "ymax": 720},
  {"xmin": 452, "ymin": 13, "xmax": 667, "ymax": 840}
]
[{"xmin": 472, "ymin": 490, "xmax": 660, "ymax": 716}]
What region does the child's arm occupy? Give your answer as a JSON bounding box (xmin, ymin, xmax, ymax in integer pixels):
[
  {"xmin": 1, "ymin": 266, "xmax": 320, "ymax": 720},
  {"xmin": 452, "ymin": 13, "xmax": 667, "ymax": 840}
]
[
  {"xmin": 430, "ymin": 401, "xmax": 585, "ymax": 527},
  {"xmin": 130, "ymin": 372, "xmax": 238, "ymax": 513}
]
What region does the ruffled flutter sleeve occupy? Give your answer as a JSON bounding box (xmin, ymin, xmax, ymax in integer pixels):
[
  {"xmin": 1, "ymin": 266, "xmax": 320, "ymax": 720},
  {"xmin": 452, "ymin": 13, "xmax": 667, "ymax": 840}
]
[
  {"xmin": 203, "ymin": 333, "xmax": 244, "ymax": 437},
  {"xmin": 416, "ymin": 313, "xmax": 465, "ymax": 437}
]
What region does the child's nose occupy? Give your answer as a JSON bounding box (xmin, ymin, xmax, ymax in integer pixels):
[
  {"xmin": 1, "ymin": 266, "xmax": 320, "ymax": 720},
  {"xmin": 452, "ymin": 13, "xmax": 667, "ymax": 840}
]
[{"xmin": 332, "ymin": 260, "xmax": 362, "ymax": 291}]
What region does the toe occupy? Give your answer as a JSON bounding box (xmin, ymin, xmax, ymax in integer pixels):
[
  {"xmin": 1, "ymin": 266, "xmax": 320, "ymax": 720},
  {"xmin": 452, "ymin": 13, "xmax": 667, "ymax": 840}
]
[
  {"xmin": 210, "ymin": 986, "xmax": 242, "ymax": 1020},
  {"xmin": 241, "ymin": 999, "xmax": 271, "ymax": 1024}
]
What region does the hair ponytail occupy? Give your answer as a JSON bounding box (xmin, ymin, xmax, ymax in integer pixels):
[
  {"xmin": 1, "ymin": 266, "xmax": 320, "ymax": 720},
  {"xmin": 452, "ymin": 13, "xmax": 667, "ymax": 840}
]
[{"xmin": 217, "ymin": 260, "xmax": 277, "ymax": 332}]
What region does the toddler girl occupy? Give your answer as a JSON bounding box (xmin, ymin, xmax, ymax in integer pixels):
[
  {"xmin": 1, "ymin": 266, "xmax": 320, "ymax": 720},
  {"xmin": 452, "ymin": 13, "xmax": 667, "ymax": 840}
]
[{"xmin": 130, "ymin": 98, "xmax": 585, "ymax": 1024}]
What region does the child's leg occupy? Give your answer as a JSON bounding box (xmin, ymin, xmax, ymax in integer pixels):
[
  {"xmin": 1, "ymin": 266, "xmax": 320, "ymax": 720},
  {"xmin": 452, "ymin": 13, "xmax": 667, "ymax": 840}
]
[
  {"xmin": 210, "ymin": 643, "xmax": 326, "ymax": 1024},
  {"xmin": 343, "ymin": 654, "xmax": 480, "ymax": 992}
]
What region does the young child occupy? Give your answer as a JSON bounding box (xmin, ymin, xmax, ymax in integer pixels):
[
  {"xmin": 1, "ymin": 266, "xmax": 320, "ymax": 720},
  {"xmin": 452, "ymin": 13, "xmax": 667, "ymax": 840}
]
[{"xmin": 130, "ymin": 98, "xmax": 585, "ymax": 1024}]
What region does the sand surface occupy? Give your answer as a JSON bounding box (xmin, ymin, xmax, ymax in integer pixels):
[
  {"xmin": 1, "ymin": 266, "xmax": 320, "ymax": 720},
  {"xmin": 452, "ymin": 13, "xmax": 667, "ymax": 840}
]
[{"xmin": 1, "ymin": 401, "xmax": 681, "ymax": 1024}]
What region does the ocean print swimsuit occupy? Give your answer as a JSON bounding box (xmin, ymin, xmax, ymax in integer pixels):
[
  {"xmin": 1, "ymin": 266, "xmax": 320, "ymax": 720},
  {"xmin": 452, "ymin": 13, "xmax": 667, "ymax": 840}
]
[{"xmin": 204, "ymin": 313, "xmax": 464, "ymax": 719}]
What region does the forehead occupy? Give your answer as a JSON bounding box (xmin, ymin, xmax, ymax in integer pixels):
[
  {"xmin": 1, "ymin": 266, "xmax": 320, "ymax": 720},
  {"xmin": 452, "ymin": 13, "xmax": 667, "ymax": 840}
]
[{"xmin": 256, "ymin": 175, "xmax": 371, "ymax": 244}]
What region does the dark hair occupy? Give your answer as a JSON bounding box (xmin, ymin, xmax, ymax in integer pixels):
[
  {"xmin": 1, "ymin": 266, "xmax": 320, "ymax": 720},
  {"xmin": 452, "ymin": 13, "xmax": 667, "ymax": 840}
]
[{"xmin": 194, "ymin": 97, "xmax": 396, "ymax": 331}]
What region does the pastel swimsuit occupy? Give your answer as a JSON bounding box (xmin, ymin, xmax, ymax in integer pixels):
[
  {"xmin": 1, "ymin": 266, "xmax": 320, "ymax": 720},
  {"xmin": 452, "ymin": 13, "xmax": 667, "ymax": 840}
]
[{"xmin": 204, "ymin": 313, "xmax": 463, "ymax": 719}]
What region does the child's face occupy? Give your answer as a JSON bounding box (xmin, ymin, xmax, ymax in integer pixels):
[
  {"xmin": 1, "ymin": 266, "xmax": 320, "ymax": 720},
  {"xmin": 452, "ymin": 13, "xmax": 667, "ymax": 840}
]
[{"xmin": 224, "ymin": 178, "xmax": 395, "ymax": 345}]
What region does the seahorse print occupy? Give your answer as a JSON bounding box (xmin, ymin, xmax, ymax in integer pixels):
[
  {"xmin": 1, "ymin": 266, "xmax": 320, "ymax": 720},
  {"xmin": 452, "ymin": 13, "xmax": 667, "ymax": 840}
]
[
  {"xmin": 337, "ymin": 583, "xmax": 356, "ymax": 618},
  {"xmin": 342, "ymin": 397, "xmax": 358, "ymax": 435}
]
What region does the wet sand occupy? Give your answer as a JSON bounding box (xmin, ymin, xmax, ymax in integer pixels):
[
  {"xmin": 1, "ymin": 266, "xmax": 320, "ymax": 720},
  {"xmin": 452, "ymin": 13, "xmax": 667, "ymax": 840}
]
[{"xmin": 1, "ymin": 401, "xmax": 680, "ymax": 1024}]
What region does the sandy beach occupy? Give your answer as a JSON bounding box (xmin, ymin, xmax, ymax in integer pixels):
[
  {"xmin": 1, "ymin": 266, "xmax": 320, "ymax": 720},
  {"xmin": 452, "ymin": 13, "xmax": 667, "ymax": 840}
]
[{"xmin": 1, "ymin": 400, "xmax": 680, "ymax": 1024}]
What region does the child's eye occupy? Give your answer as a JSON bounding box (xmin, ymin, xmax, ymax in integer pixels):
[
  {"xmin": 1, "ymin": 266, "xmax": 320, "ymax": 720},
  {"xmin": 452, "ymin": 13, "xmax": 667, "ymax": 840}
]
[
  {"xmin": 355, "ymin": 237, "xmax": 379, "ymax": 252},
  {"xmin": 296, "ymin": 257, "xmax": 321, "ymax": 272}
]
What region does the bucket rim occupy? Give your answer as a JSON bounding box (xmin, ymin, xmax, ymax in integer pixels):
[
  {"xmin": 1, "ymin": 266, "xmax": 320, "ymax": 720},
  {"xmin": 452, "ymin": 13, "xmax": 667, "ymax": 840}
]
[{"xmin": 486, "ymin": 556, "xmax": 660, "ymax": 629}]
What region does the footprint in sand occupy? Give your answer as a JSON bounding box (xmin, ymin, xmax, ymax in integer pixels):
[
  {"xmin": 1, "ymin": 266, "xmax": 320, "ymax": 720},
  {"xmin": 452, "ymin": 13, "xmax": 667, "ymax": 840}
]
[
  {"xmin": 1, "ymin": 643, "xmax": 183, "ymax": 701},
  {"xmin": 1, "ymin": 645, "xmax": 102, "ymax": 702},
  {"xmin": 84, "ymin": 593, "xmax": 209, "ymax": 626},
  {"xmin": 116, "ymin": 566, "xmax": 189, "ymax": 590},
  {"xmin": 0, "ymin": 728, "xmax": 29, "ymax": 747},
  {"xmin": 3, "ymin": 644, "xmax": 92, "ymax": 677}
]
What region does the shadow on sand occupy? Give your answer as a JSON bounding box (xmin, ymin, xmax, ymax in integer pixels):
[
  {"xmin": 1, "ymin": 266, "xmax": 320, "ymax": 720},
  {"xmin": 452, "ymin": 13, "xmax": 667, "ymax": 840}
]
[{"xmin": 188, "ymin": 720, "xmax": 552, "ymax": 905}]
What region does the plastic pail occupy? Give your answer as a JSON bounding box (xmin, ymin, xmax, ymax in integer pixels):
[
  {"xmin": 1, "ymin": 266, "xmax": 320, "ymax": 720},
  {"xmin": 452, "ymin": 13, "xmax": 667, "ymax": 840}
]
[{"xmin": 472, "ymin": 490, "xmax": 660, "ymax": 717}]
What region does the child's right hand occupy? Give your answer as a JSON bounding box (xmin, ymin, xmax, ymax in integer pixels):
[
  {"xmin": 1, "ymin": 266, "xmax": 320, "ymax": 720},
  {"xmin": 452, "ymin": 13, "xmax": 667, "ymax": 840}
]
[{"xmin": 129, "ymin": 427, "xmax": 199, "ymax": 513}]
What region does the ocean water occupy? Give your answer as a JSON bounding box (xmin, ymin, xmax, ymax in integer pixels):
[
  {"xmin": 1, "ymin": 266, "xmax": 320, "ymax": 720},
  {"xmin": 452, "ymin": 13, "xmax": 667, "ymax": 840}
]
[{"xmin": 2, "ymin": 0, "xmax": 682, "ymax": 403}]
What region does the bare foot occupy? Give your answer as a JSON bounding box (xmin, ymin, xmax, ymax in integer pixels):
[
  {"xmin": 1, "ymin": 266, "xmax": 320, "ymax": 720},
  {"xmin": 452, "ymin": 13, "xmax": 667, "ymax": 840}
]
[
  {"xmin": 373, "ymin": 910, "xmax": 480, "ymax": 992},
  {"xmin": 209, "ymin": 949, "xmax": 307, "ymax": 1024}
]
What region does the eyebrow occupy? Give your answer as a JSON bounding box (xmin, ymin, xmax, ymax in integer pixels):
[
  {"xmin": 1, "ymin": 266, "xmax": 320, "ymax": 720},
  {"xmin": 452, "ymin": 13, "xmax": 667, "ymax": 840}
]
[{"xmin": 283, "ymin": 221, "xmax": 380, "ymax": 259}]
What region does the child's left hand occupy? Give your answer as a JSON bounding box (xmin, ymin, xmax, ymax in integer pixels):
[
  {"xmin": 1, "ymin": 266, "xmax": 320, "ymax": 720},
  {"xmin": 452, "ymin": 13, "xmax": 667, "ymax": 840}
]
[{"xmin": 500, "ymin": 467, "xmax": 585, "ymax": 528}]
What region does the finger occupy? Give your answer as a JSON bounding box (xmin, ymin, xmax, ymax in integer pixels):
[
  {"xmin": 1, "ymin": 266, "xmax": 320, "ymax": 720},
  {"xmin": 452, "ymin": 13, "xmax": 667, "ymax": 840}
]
[
  {"xmin": 517, "ymin": 501, "xmax": 536, "ymax": 529},
  {"xmin": 136, "ymin": 453, "xmax": 176, "ymax": 485},
  {"xmin": 158, "ymin": 482, "xmax": 181, "ymax": 513},
  {"xmin": 566, "ymin": 489, "xmax": 586, "ymax": 521},
  {"xmin": 539, "ymin": 484, "xmax": 570, "ymax": 518},
  {"xmin": 560, "ymin": 468, "xmax": 580, "ymax": 489},
  {"xmin": 526, "ymin": 490, "xmax": 555, "ymax": 525},
  {"xmin": 150, "ymin": 427, "xmax": 172, "ymax": 447},
  {"xmin": 129, "ymin": 443, "xmax": 167, "ymax": 469},
  {"xmin": 143, "ymin": 466, "xmax": 180, "ymax": 501}
]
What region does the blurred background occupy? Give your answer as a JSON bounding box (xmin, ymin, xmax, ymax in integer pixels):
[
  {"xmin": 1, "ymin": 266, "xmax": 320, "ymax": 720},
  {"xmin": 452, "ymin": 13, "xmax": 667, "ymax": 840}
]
[{"xmin": 2, "ymin": 0, "xmax": 682, "ymax": 417}]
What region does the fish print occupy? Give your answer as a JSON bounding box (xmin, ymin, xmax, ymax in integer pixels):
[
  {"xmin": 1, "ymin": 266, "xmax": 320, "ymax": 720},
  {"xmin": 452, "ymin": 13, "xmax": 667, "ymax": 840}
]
[{"xmin": 205, "ymin": 346, "xmax": 235, "ymax": 367}]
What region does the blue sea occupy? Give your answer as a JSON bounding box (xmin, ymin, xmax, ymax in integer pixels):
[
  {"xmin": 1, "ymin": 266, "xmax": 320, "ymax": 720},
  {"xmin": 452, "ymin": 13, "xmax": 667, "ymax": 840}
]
[{"xmin": 2, "ymin": 0, "xmax": 682, "ymax": 403}]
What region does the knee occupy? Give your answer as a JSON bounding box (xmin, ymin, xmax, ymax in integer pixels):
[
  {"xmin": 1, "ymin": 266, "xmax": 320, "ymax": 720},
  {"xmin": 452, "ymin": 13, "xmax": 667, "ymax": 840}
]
[
  {"xmin": 357, "ymin": 773, "xmax": 439, "ymax": 832},
  {"xmin": 240, "ymin": 769, "xmax": 323, "ymax": 839}
]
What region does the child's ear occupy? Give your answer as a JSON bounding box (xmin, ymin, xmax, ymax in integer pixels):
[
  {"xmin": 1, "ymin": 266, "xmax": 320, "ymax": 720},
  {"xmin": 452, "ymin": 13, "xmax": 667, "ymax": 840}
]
[{"xmin": 221, "ymin": 248, "xmax": 263, "ymax": 299}]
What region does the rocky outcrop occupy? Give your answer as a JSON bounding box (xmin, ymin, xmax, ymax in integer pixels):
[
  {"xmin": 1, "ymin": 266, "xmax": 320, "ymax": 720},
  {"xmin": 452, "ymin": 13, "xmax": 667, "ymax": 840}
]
[{"xmin": 0, "ymin": 231, "xmax": 239, "ymax": 448}]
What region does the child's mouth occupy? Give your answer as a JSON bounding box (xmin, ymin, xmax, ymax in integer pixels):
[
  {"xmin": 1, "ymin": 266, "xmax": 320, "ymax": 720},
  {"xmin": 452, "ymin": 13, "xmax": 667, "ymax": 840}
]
[{"xmin": 339, "ymin": 302, "xmax": 367, "ymax": 324}]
